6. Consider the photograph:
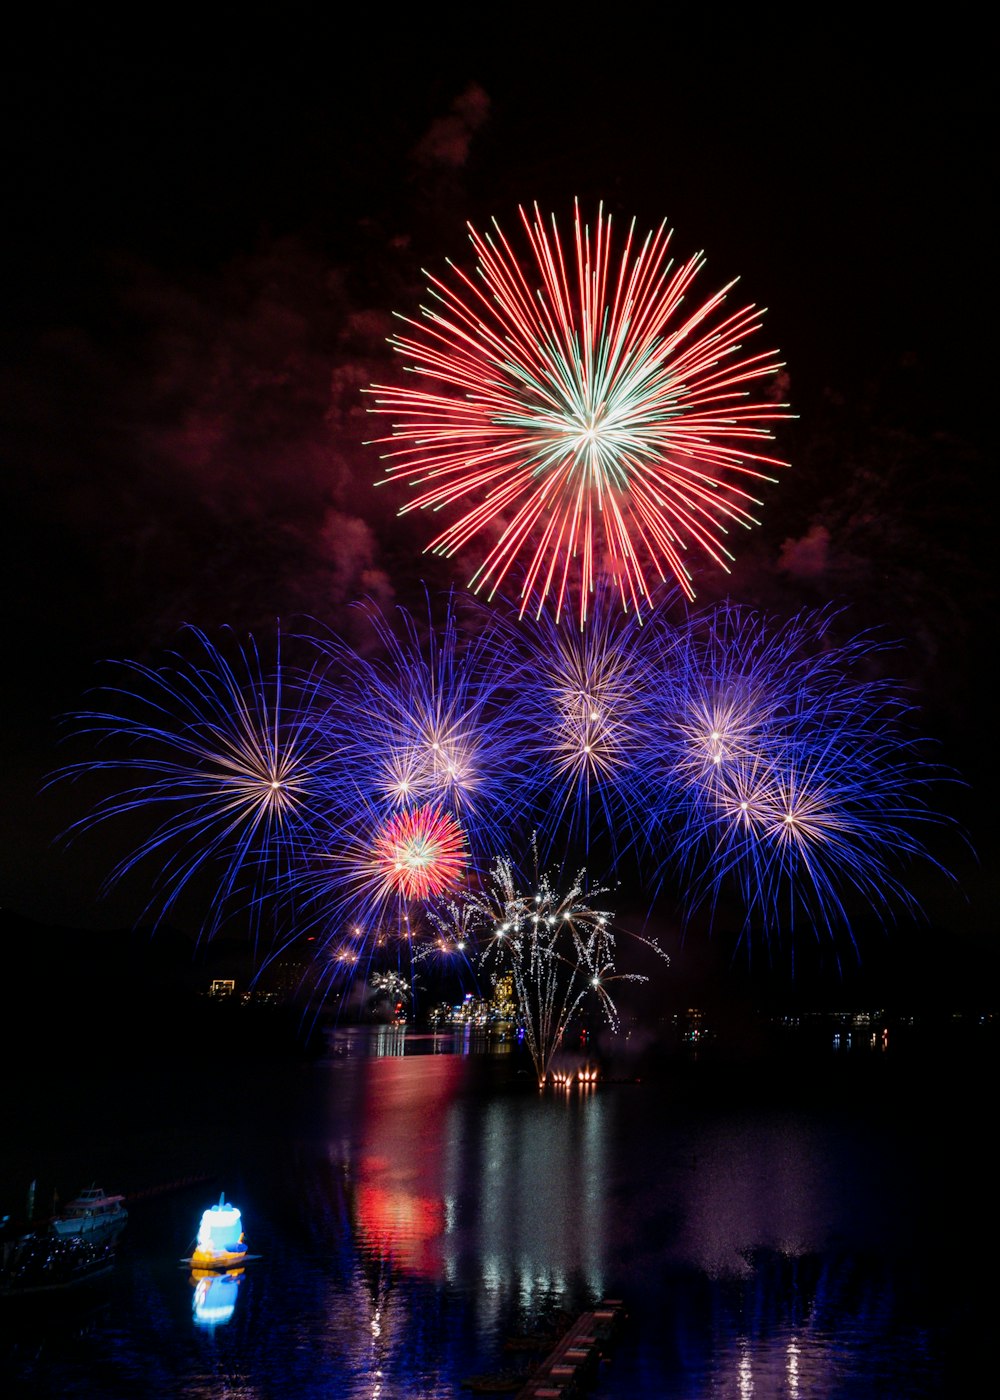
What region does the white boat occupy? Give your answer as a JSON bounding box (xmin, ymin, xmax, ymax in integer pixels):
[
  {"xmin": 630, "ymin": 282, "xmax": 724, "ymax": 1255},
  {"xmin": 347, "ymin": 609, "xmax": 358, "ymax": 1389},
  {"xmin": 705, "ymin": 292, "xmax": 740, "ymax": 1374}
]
[{"xmin": 50, "ymin": 1187, "xmax": 128, "ymax": 1242}]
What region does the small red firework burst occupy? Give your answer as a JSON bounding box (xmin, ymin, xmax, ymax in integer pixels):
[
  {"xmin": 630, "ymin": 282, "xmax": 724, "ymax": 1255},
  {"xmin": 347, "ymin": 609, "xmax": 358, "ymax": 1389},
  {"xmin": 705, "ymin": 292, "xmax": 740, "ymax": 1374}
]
[{"xmin": 371, "ymin": 803, "xmax": 469, "ymax": 901}]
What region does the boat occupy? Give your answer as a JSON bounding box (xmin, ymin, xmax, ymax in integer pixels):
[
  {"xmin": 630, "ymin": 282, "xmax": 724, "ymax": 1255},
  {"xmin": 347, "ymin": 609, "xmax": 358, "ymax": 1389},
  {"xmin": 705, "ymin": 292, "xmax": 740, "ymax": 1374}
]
[
  {"xmin": 50, "ymin": 1186, "xmax": 128, "ymax": 1243},
  {"xmin": 185, "ymin": 1194, "xmax": 255, "ymax": 1270},
  {"xmin": 1, "ymin": 1230, "xmax": 117, "ymax": 1297}
]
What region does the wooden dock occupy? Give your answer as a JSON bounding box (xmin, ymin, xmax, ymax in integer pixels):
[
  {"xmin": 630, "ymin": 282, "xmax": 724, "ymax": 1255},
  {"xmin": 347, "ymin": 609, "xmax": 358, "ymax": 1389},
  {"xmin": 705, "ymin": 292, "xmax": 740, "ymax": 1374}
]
[{"xmin": 513, "ymin": 1299, "xmax": 625, "ymax": 1398}]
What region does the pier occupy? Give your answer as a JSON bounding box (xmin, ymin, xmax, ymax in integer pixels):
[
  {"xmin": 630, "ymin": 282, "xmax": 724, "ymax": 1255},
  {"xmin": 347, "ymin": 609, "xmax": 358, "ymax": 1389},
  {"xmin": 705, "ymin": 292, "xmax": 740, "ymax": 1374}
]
[{"xmin": 513, "ymin": 1299, "xmax": 625, "ymax": 1398}]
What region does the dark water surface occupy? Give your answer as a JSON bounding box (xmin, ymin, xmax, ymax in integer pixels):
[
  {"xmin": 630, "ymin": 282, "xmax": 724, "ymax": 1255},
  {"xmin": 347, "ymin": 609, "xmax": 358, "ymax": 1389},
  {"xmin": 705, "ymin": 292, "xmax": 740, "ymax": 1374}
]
[{"xmin": 1, "ymin": 1023, "xmax": 992, "ymax": 1397}]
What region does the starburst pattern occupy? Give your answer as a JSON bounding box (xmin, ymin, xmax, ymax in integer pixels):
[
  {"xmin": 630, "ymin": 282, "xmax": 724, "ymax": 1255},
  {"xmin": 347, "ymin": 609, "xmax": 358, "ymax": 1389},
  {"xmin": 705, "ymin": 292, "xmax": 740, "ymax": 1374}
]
[
  {"xmin": 511, "ymin": 584, "xmax": 669, "ymax": 852},
  {"xmin": 49, "ymin": 625, "xmax": 334, "ymax": 949},
  {"xmin": 299, "ymin": 797, "xmax": 470, "ymax": 957},
  {"xmin": 369, "ymin": 202, "xmax": 790, "ymax": 624},
  {"xmin": 370, "ymin": 803, "xmax": 469, "ymax": 902},
  {"xmin": 438, "ymin": 847, "xmax": 664, "ymax": 1083},
  {"xmin": 643, "ymin": 604, "xmax": 957, "ymax": 946},
  {"xmin": 49, "ymin": 595, "xmax": 960, "ymax": 981},
  {"xmin": 311, "ymin": 594, "xmax": 528, "ymax": 862}
]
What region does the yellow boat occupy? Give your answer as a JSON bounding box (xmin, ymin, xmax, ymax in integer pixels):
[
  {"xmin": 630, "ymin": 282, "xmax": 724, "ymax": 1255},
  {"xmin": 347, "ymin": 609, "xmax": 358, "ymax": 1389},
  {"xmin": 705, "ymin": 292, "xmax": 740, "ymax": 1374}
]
[{"xmin": 185, "ymin": 1194, "xmax": 252, "ymax": 1270}]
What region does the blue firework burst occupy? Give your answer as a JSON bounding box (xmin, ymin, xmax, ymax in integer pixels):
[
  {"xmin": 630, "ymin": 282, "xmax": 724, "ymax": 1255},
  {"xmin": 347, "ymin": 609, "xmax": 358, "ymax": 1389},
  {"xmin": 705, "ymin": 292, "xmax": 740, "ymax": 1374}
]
[
  {"xmin": 308, "ymin": 592, "xmax": 532, "ymax": 866},
  {"xmin": 510, "ymin": 583, "xmax": 674, "ymax": 860},
  {"xmin": 642, "ymin": 603, "xmax": 958, "ymax": 946},
  {"xmin": 49, "ymin": 624, "xmax": 338, "ymax": 952}
]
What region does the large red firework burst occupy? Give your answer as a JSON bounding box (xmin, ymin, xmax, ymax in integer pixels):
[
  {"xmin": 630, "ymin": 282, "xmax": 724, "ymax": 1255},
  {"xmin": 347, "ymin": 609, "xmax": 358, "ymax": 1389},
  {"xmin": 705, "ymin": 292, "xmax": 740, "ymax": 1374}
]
[
  {"xmin": 369, "ymin": 202, "xmax": 791, "ymax": 625},
  {"xmin": 370, "ymin": 803, "xmax": 469, "ymax": 901}
]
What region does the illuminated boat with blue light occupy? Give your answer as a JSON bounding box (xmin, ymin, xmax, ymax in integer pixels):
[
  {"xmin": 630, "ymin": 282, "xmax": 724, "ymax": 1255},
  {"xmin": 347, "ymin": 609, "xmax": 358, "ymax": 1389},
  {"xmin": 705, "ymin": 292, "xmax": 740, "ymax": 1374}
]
[{"xmin": 185, "ymin": 1194, "xmax": 255, "ymax": 1270}]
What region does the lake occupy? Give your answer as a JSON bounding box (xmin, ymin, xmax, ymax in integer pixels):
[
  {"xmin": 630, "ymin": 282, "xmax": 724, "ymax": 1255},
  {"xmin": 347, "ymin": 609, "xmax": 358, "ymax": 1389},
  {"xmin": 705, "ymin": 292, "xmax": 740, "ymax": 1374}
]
[{"xmin": 1, "ymin": 1018, "xmax": 992, "ymax": 1396}]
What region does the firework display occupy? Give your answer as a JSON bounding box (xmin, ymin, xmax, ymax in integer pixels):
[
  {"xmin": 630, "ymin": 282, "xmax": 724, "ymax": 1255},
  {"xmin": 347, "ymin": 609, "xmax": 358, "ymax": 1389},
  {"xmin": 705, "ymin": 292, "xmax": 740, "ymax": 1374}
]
[
  {"xmin": 298, "ymin": 798, "xmax": 470, "ymax": 985},
  {"xmin": 640, "ymin": 604, "xmax": 954, "ymax": 945},
  {"xmin": 53, "ymin": 594, "xmax": 955, "ymax": 987},
  {"xmin": 680, "ymin": 741, "xmax": 941, "ymax": 947},
  {"xmin": 449, "ymin": 852, "xmax": 643, "ymax": 1084},
  {"xmin": 49, "ymin": 626, "xmax": 335, "ymax": 948},
  {"xmin": 310, "ymin": 593, "xmax": 530, "ymax": 862},
  {"xmin": 641, "ymin": 603, "xmax": 897, "ymax": 817},
  {"xmin": 509, "ymin": 584, "xmax": 667, "ymax": 854},
  {"xmin": 369, "ymin": 802, "xmax": 469, "ymax": 902},
  {"xmin": 369, "ymin": 203, "xmax": 790, "ymax": 625},
  {"xmin": 48, "ymin": 202, "xmax": 961, "ymax": 1014}
]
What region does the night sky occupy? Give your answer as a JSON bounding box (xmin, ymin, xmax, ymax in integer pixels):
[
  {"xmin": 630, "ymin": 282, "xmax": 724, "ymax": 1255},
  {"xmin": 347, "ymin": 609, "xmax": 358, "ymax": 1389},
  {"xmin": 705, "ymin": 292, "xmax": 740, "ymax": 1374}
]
[{"xmin": 2, "ymin": 21, "xmax": 995, "ymax": 1004}]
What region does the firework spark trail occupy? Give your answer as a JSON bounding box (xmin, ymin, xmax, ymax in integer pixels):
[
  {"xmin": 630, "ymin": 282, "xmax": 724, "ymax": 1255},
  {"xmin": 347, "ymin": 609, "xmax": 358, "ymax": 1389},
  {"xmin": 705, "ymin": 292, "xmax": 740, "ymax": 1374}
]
[
  {"xmin": 291, "ymin": 788, "xmax": 472, "ymax": 988},
  {"xmin": 644, "ymin": 604, "xmax": 958, "ymax": 945},
  {"xmin": 368, "ymin": 202, "xmax": 790, "ymax": 625},
  {"xmin": 437, "ymin": 846, "xmax": 665, "ymax": 1083},
  {"xmin": 472, "ymin": 856, "xmax": 618, "ymax": 1084},
  {"xmin": 49, "ymin": 595, "xmax": 961, "ymax": 986},
  {"xmin": 48, "ymin": 625, "xmax": 337, "ymax": 952},
  {"xmin": 680, "ymin": 742, "xmax": 951, "ymax": 949},
  {"xmin": 310, "ymin": 594, "xmax": 531, "ymax": 862},
  {"xmin": 641, "ymin": 603, "xmax": 903, "ymax": 813},
  {"xmin": 369, "ymin": 803, "xmax": 469, "ymax": 902},
  {"xmin": 510, "ymin": 582, "xmax": 674, "ymax": 857}
]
